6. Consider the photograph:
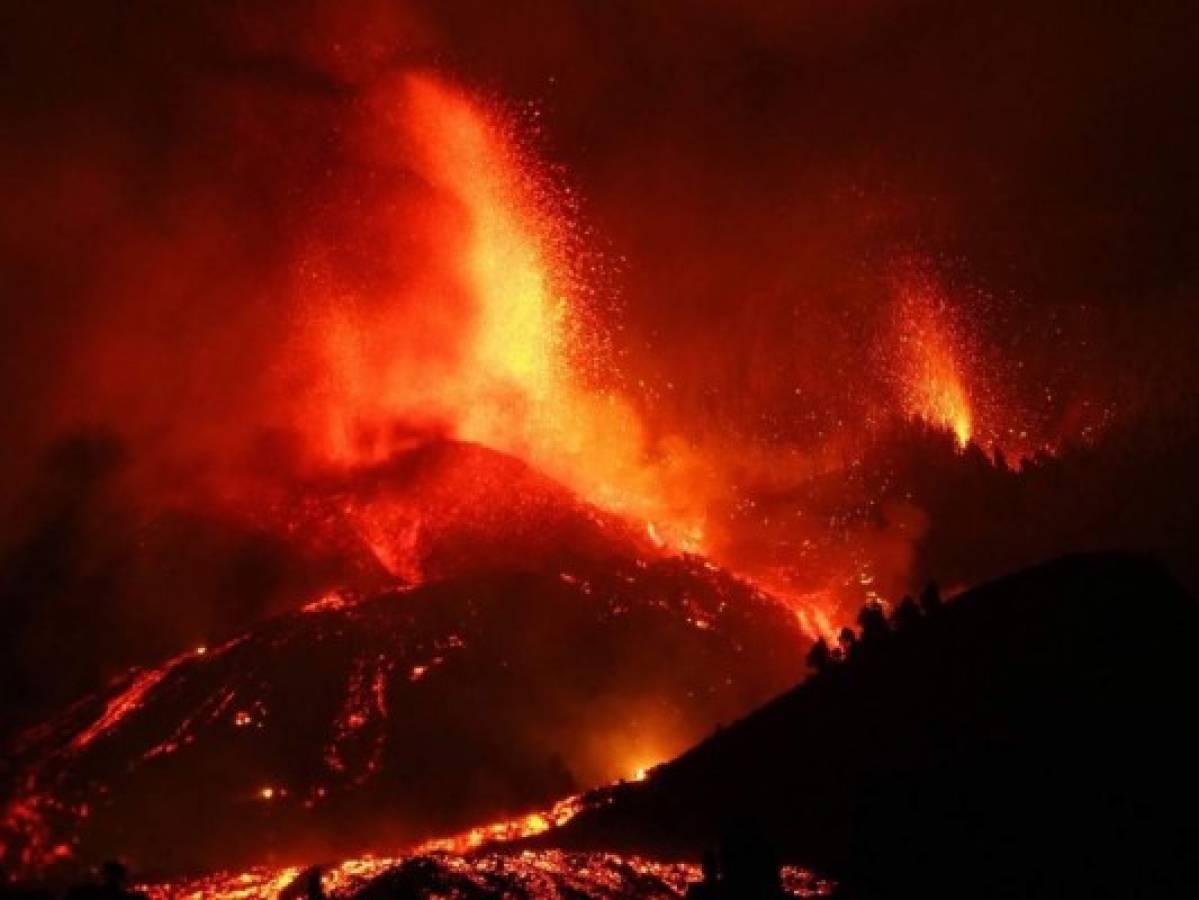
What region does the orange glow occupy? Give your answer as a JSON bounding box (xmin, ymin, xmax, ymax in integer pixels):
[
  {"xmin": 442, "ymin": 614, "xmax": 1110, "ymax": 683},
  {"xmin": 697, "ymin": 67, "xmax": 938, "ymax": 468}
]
[
  {"xmin": 69, "ymin": 652, "xmax": 191, "ymax": 753},
  {"xmin": 894, "ymin": 278, "xmax": 974, "ymax": 448},
  {"xmin": 301, "ymin": 591, "xmax": 350, "ymax": 614},
  {"xmin": 140, "ymin": 850, "xmax": 830, "ymax": 899},
  {"xmin": 297, "ymin": 72, "xmax": 709, "ymax": 573},
  {"xmin": 10, "ymin": 65, "xmax": 1052, "ymax": 655},
  {"xmin": 0, "ymin": 17, "xmax": 1128, "ymax": 884},
  {"xmin": 138, "ymin": 777, "xmax": 828, "ymax": 897},
  {"xmin": 412, "ymin": 792, "xmax": 589, "ymax": 856}
]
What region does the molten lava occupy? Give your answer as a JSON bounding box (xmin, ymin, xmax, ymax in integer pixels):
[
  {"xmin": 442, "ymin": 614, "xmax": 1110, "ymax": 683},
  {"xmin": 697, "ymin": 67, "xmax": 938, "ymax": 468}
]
[
  {"xmin": 893, "ymin": 276, "xmax": 975, "ymax": 449},
  {"xmin": 0, "ymin": 53, "xmax": 1113, "ymax": 894},
  {"xmin": 140, "ymin": 849, "xmax": 830, "ymax": 899},
  {"xmin": 304, "ymin": 73, "xmax": 707, "ymax": 558},
  {"xmin": 136, "ymin": 782, "xmax": 828, "ymax": 897},
  {"xmin": 0, "ymin": 543, "xmax": 806, "ymax": 877}
]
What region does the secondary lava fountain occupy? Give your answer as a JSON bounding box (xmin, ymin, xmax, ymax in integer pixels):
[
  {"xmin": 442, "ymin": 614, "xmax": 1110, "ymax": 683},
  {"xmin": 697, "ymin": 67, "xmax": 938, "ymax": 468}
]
[{"xmin": 893, "ymin": 274, "xmax": 975, "ymax": 449}]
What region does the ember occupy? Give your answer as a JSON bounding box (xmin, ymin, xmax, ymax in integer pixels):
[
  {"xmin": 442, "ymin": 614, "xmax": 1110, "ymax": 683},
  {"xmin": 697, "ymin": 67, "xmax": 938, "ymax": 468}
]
[{"xmin": 893, "ymin": 275, "xmax": 975, "ymax": 449}]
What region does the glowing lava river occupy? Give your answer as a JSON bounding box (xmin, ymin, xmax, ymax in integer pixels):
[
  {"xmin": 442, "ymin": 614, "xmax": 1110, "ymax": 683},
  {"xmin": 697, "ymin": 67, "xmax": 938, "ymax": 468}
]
[
  {"xmin": 138, "ymin": 777, "xmax": 829, "ymax": 897},
  {"xmin": 143, "ymin": 850, "xmax": 829, "ymax": 899}
]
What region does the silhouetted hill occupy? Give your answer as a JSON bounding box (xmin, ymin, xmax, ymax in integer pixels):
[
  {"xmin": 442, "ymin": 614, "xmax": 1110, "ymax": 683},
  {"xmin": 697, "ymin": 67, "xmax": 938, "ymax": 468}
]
[
  {"xmin": 536, "ymin": 552, "xmax": 1199, "ymax": 899},
  {"xmin": 0, "ymin": 555, "xmax": 805, "ymax": 878}
]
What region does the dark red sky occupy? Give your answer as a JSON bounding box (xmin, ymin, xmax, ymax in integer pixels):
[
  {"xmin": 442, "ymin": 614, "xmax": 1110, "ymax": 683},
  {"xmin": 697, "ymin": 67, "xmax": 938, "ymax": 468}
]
[
  {"xmin": 3, "ymin": 0, "xmax": 1197, "ymax": 468},
  {"xmin": 1, "ymin": 2, "xmax": 1197, "ymax": 700}
]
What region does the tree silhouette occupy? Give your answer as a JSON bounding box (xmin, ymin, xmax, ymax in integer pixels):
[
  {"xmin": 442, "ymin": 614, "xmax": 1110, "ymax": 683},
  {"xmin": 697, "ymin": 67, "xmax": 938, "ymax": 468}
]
[
  {"xmin": 806, "ymin": 638, "xmax": 833, "ymax": 674},
  {"xmin": 919, "ymin": 581, "xmax": 944, "ymax": 615},
  {"xmin": 838, "ymin": 626, "xmax": 858, "ymax": 660},
  {"xmin": 857, "ymin": 601, "xmax": 890, "ymax": 643},
  {"xmin": 893, "ymin": 595, "xmax": 922, "ymax": 631}
]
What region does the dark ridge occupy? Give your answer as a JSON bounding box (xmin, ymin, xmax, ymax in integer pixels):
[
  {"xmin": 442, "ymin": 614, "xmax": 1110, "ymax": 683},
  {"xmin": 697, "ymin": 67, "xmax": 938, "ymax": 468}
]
[{"xmin": 535, "ymin": 552, "xmax": 1199, "ymax": 899}]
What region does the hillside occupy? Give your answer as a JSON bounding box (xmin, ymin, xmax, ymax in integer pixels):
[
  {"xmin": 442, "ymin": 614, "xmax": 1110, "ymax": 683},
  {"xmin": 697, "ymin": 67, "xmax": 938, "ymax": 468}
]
[
  {"xmin": 534, "ymin": 553, "xmax": 1199, "ymax": 898},
  {"xmin": 0, "ymin": 553, "xmax": 805, "ymax": 878}
]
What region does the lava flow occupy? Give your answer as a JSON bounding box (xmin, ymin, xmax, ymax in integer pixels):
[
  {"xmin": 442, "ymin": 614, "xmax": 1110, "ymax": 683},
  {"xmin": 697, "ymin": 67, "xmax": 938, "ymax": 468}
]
[
  {"xmin": 0, "ymin": 520, "xmax": 807, "ymax": 876},
  {"xmin": 136, "ymin": 784, "xmax": 828, "ymax": 898},
  {"xmin": 141, "ymin": 850, "xmax": 830, "ymax": 899}
]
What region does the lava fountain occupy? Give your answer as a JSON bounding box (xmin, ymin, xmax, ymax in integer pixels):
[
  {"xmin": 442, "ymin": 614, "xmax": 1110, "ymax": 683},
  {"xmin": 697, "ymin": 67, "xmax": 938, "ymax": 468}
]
[
  {"xmin": 892, "ymin": 274, "xmax": 975, "ymax": 449},
  {"xmin": 302, "ymin": 73, "xmax": 709, "ymax": 562}
]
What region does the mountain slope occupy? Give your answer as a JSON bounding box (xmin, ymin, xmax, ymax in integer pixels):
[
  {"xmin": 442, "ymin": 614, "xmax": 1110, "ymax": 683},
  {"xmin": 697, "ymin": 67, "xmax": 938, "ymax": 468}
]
[
  {"xmin": 0, "ymin": 436, "xmax": 659, "ymax": 741},
  {"xmin": 1, "ymin": 553, "xmax": 805, "ymax": 877},
  {"xmin": 533, "ymin": 552, "xmax": 1199, "ymax": 898}
]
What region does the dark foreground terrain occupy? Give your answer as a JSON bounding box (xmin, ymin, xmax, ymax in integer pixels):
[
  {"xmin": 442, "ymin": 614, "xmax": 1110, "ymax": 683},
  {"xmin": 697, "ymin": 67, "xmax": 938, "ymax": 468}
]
[
  {"xmin": 5, "ymin": 552, "xmax": 1197, "ymax": 899},
  {"xmin": 533, "ymin": 552, "xmax": 1199, "ymax": 899}
]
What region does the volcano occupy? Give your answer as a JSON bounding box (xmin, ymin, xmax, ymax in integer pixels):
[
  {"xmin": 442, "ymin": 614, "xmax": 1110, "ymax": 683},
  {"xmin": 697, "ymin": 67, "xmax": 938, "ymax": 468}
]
[
  {"xmin": 0, "ymin": 441, "xmax": 807, "ymax": 878},
  {"xmin": 6, "ymin": 5, "xmax": 1199, "ymax": 896}
]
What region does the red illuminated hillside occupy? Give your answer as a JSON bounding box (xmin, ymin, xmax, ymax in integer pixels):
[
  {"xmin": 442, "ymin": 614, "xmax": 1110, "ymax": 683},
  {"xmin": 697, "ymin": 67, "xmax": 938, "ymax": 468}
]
[
  {"xmin": 288, "ymin": 438, "xmax": 656, "ymax": 583},
  {"xmin": 0, "ymin": 545, "xmax": 806, "ymax": 877},
  {"xmin": 0, "ymin": 436, "xmax": 664, "ymax": 738}
]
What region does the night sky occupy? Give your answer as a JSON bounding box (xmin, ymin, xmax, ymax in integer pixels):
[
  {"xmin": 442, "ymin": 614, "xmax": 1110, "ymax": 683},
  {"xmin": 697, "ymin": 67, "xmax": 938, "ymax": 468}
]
[{"xmin": 2, "ymin": 1, "xmax": 1198, "ymax": 723}]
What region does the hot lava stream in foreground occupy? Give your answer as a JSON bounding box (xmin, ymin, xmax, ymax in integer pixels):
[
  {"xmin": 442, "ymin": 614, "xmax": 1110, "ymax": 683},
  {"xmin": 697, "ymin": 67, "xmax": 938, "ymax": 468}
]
[
  {"xmin": 138, "ymin": 785, "xmax": 834, "ymax": 900},
  {"xmin": 173, "ymin": 779, "xmax": 833, "ymax": 898},
  {"xmin": 141, "ymin": 849, "xmax": 830, "ymax": 899}
]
